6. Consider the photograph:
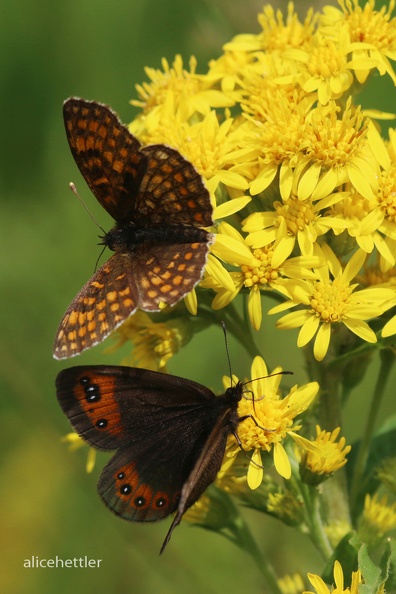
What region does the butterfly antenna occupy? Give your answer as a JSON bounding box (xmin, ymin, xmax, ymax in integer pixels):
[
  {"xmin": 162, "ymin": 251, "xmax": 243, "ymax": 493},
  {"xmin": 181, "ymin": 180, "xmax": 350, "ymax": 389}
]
[
  {"xmin": 69, "ymin": 182, "xmax": 106, "ymax": 235},
  {"xmin": 220, "ymin": 321, "xmax": 233, "ymax": 385}
]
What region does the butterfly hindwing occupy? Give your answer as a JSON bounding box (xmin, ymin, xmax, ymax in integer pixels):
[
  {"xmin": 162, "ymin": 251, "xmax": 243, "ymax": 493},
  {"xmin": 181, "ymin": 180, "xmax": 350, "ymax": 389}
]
[
  {"xmin": 54, "ymin": 253, "xmax": 140, "ymax": 359},
  {"xmin": 98, "ymin": 437, "xmax": 195, "ymax": 523},
  {"xmin": 133, "ymin": 241, "xmax": 213, "ymax": 311}
]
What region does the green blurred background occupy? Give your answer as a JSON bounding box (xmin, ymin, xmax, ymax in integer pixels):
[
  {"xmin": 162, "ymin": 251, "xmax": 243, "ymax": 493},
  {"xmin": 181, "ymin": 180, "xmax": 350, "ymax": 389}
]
[{"xmin": 2, "ymin": 1, "xmax": 396, "ymax": 592}]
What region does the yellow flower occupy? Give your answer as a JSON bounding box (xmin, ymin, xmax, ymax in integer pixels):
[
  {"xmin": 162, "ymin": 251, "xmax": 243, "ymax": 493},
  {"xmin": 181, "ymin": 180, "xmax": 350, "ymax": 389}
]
[
  {"xmin": 201, "ymin": 221, "xmax": 322, "ymax": 330},
  {"xmin": 130, "ymin": 54, "xmax": 234, "ymax": 134},
  {"xmin": 108, "ymin": 311, "xmax": 191, "ymax": 371},
  {"xmin": 224, "ymin": 2, "xmax": 318, "ymax": 54},
  {"xmin": 296, "ymin": 98, "xmax": 378, "ymax": 202},
  {"xmin": 61, "ymin": 433, "xmax": 96, "ymax": 474},
  {"xmin": 304, "ymin": 560, "xmax": 364, "ymax": 594},
  {"xmin": 320, "ymin": 0, "xmax": 396, "ymax": 84},
  {"xmin": 205, "ymin": 50, "xmax": 255, "ymax": 93},
  {"xmin": 286, "ymin": 27, "xmax": 355, "ymax": 105},
  {"xmin": 358, "ymin": 493, "xmax": 396, "ymax": 544},
  {"xmin": 238, "ymin": 86, "xmax": 315, "ymax": 198},
  {"xmin": 325, "ymin": 188, "xmax": 395, "ymax": 269},
  {"xmin": 300, "ymin": 426, "xmax": 351, "ymax": 485},
  {"xmin": 224, "ymin": 356, "xmax": 318, "ymax": 489},
  {"xmin": 131, "ymin": 103, "xmax": 251, "ymax": 208},
  {"xmin": 278, "ymin": 572, "xmax": 305, "ymax": 594},
  {"xmin": 367, "ymin": 124, "xmax": 396, "ymax": 271},
  {"xmin": 271, "ymin": 245, "xmax": 394, "ymax": 360},
  {"xmin": 243, "ymin": 192, "xmax": 349, "ymax": 258}
]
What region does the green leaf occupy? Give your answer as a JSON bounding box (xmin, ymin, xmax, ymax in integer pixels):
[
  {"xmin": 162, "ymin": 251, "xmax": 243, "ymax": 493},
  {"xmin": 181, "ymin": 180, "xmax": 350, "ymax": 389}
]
[
  {"xmin": 358, "ymin": 541, "xmax": 391, "ymax": 594},
  {"xmin": 321, "ymin": 531, "xmax": 359, "ymax": 584},
  {"xmin": 347, "ymin": 416, "xmax": 396, "ymax": 519}
]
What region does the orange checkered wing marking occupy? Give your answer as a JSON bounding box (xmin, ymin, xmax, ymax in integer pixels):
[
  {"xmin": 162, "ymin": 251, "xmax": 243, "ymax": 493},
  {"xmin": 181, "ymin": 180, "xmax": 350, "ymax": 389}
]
[
  {"xmin": 136, "ymin": 145, "xmax": 213, "ymax": 227},
  {"xmin": 63, "ymin": 98, "xmax": 145, "ymax": 221},
  {"xmin": 54, "ymin": 254, "xmax": 139, "ymax": 359}
]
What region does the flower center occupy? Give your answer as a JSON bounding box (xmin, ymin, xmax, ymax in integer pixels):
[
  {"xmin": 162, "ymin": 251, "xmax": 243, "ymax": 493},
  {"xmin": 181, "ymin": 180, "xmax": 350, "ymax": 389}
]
[
  {"xmin": 377, "ymin": 166, "xmax": 396, "ymax": 223},
  {"xmin": 304, "ymin": 100, "xmax": 367, "ymax": 168},
  {"xmin": 241, "ymin": 247, "xmax": 279, "ymax": 287},
  {"xmin": 330, "ymin": 190, "xmax": 372, "ymax": 219},
  {"xmin": 275, "ymin": 197, "xmax": 316, "ymax": 234},
  {"xmin": 307, "ymin": 41, "xmax": 343, "ymax": 78},
  {"xmin": 310, "ymin": 278, "xmax": 353, "ymax": 322}
]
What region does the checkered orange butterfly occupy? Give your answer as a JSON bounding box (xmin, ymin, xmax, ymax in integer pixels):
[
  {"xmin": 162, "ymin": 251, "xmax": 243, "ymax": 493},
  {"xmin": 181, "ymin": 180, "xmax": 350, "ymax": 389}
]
[{"xmin": 54, "ymin": 98, "xmax": 213, "ymax": 359}]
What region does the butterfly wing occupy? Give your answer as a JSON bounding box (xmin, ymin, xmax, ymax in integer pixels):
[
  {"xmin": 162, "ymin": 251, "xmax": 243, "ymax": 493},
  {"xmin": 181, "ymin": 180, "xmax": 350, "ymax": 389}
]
[
  {"xmin": 136, "ymin": 145, "xmax": 214, "ymax": 227},
  {"xmin": 63, "ymin": 98, "xmax": 146, "ymax": 221},
  {"xmin": 53, "ymin": 253, "xmax": 140, "ymax": 359},
  {"xmin": 160, "ymin": 406, "xmax": 235, "ymax": 552},
  {"xmin": 132, "ymin": 240, "xmax": 213, "ymax": 311},
  {"xmin": 54, "ymin": 233, "xmax": 214, "ymax": 359},
  {"xmin": 56, "ymin": 365, "xmax": 228, "ymax": 530}
]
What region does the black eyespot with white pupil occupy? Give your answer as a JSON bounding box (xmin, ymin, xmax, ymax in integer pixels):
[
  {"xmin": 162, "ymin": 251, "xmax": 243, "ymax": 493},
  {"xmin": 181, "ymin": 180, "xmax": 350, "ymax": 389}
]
[
  {"xmin": 134, "ymin": 496, "xmax": 146, "ymax": 507},
  {"xmin": 156, "ymin": 497, "xmax": 167, "ymax": 508},
  {"xmin": 120, "ymin": 484, "xmax": 132, "ymax": 495},
  {"xmin": 96, "ymin": 419, "xmax": 108, "ymax": 429},
  {"xmin": 80, "ymin": 377, "xmax": 101, "ymax": 403}
]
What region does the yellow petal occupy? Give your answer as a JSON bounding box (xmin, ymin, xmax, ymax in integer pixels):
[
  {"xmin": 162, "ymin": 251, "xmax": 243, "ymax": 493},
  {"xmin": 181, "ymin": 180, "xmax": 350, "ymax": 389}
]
[
  {"xmin": 273, "ymin": 442, "xmax": 291, "ymax": 479},
  {"xmin": 247, "ymin": 449, "xmax": 263, "ymax": 489},
  {"xmin": 214, "ymin": 196, "xmax": 251, "ymax": 219}
]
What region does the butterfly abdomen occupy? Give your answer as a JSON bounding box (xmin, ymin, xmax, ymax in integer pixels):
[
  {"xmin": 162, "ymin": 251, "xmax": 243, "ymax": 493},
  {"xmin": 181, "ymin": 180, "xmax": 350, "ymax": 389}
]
[{"xmin": 103, "ymin": 223, "xmax": 211, "ymax": 253}]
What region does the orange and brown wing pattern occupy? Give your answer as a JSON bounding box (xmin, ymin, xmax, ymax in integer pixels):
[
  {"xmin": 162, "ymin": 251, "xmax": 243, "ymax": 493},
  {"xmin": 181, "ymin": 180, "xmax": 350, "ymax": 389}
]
[
  {"xmin": 133, "ymin": 241, "xmax": 213, "ymax": 311},
  {"xmin": 63, "ymin": 98, "xmax": 146, "ymax": 221},
  {"xmin": 54, "ymin": 253, "xmax": 139, "ymax": 359},
  {"xmin": 137, "ymin": 145, "xmax": 214, "ymax": 227}
]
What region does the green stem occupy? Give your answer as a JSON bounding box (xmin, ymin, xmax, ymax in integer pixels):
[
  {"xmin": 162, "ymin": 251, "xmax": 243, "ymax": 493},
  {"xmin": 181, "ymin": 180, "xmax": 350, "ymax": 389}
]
[
  {"xmin": 230, "ymin": 513, "xmax": 283, "ymax": 594},
  {"xmin": 301, "ymin": 484, "xmax": 334, "ymax": 559},
  {"xmin": 349, "ymin": 348, "xmax": 395, "ymax": 511},
  {"xmin": 305, "ymin": 349, "xmax": 352, "ymax": 537}
]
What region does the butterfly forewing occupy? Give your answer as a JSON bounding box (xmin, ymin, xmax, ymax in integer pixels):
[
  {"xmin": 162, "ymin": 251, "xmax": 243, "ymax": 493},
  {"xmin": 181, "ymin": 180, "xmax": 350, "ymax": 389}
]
[
  {"xmin": 63, "ymin": 98, "xmax": 145, "ymax": 221},
  {"xmin": 161, "ymin": 404, "xmax": 239, "ymax": 552},
  {"xmin": 138, "ymin": 145, "xmax": 214, "ymax": 227}
]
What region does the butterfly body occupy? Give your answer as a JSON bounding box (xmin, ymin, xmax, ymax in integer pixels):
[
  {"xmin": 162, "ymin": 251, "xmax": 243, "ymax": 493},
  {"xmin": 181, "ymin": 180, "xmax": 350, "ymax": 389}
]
[
  {"xmin": 102, "ymin": 222, "xmax": 210, "ymax": 253},
  {"xmin": 54, "ymin": 98, "xmax": 213, "ymax": 359},
  {"xmin": 56, "ymin": 365, "xmax": 244, "ymax": 552}
]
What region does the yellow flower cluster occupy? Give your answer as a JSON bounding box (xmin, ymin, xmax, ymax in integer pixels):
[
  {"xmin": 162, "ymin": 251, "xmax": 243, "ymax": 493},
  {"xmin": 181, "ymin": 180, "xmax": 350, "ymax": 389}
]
[{"xmin": 125, "ymin": 0, "xmax": 396, "ymax": 362}]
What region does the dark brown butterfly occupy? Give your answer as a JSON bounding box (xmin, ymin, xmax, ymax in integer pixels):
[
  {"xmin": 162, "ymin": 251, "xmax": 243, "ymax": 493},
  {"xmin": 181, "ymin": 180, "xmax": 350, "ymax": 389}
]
[
  {"xmin": 55, "ymin": 365, "xmax": 246, "ymax": 553},
  {"xmin": 54, "ymin": 98, "xmax": 213, "ymax": 360}
]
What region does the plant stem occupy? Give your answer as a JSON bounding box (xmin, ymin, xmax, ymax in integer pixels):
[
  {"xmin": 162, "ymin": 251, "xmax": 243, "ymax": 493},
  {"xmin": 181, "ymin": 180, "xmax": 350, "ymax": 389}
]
[
  {"xmin": 231, "ymin": 513, "xmax": 284, "ymax": 594},
  {"xmin": 303, "ymin": 485, "xmax": 334, "ymax": 558},
  {"xmin": 306, "ymin": 350, "xmax": 352, "ymax": 536},
  {"xmin": 349, "ymin": 348, "xmax": 395, "ymax": 511}
]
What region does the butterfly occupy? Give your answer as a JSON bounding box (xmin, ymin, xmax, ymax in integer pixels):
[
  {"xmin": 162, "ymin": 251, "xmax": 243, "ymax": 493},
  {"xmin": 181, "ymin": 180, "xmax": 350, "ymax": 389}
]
[
  {"xmin": 55, "ymin": 364, "xmax": 247, "ymax": 553},
  {"xmin": 54, "ymin": 98, "xmax": 213, "ymax": 360}
]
